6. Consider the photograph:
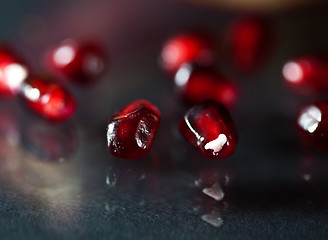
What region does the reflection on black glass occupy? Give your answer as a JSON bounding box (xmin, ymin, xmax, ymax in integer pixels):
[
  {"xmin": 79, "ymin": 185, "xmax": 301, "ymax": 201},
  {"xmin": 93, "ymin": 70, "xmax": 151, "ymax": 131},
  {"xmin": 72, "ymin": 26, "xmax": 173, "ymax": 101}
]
[
  {"xmin": 0, "ymin": 102, "xmax": 82, "ymax": 225},
  {"xmin": 21, "ymin": 118, "xmax": 77, "ymax": 161},
  {"xmin": 181, "ymin": 156, "xmax": 234, "ymax": 202}
]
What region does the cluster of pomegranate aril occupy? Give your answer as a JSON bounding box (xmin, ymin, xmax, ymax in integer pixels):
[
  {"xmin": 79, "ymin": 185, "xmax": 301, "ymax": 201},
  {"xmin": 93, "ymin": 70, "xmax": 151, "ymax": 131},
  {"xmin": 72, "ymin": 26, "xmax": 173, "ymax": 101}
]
[
  {"xmin": 179, "ymin": 100, "xmax": 238, "ymax": 159},
  {"xmin": 161, "ymin": 33, "xmax": 241, "ymax": 110},
  {"xmin": 45, "ymin": 39, "xmax": 107, "ymax": 85},
  {"xmin": 283, "ymin": 56, "xmax": 328, "ymax": 93},
  {"xmin": 282, "ymin": 55, "xmax": 328, "ymax": 152},
  {"xmin": 107, "ymin": 100, "xmax": 161, "ymax": 159},
  {"xmin": 156, "ymin": 31, "xmax": 241, "ymax": 161},
  {"xmin": 226, "ymin": 16, "xmax": 272, "ymax": 72},
  {"xmin": 0, "ymin": 41, "xmax": 95, "ymax": 122},
  {"xmin": 106, "ymin": 99, "xmax": 239, "ymax": 160},
  {"xmin": 174, "ymin": 64, "xmax": 239, "ymax": 109},
  {"xmin": 106, "ymin": 17, "xmax": 274, "ymax": 160}
]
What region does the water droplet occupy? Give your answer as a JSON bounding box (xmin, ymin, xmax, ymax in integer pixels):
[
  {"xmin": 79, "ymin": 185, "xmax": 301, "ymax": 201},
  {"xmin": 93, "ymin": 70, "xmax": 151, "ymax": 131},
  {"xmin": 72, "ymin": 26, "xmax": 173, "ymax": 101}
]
[
  {"xmin": 201, "ymin": 211, "xmax": 223, "ymax": 227},
  {"xmin": 104, "ymin": 202, "xmax": 119, "ymax": 213},
  {"xmin": 106, "ymin": 168, "xmax": 117, "ymax": 188},
  {"xmin": 202, "ymin": 182, "xmax": 224, "ymax": 201}
]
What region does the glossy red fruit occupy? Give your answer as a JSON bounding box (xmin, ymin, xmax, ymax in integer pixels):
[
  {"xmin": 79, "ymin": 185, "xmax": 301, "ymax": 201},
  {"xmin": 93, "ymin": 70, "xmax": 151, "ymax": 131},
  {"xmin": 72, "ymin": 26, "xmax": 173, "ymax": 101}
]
[
  {"xmin": 283, "ymin": 56, "xmax": 328, "ymax": 93},
  {"xmin": 297, "ymin": 101, "xmax": 328, "ymax": 153},
  {"xmin": 175, "ymin": 64, "xmax": 239, "ymax": 108},
  {"xmin": 45, "ymin": 39, "xmax": 107, "ymax": 84},
  {"xmin": 227, "ymin": 16, "xmax": 272, "ymax": 72},
  {"xmin": 22, "ymin": 77, "xmax": 76, "ymax": 121},
  {"xmin": 161, "ymin": 34, "xmax": 214, "ymax": 75},
  {"xmin": 179, "ymin": 100, "xmax": 237, "ymax": 159},
  {"xmin": 107, "ymin": 100, "xmax": 161, "ymax": 159},
  {"xmin": 0, "ymin": 48, "xmax": 29, "ymax": 97}
]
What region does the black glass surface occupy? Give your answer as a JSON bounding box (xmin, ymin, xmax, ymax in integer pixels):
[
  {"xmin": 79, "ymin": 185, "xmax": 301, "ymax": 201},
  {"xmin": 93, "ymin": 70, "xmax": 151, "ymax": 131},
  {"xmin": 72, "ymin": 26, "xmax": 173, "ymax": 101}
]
[{"xmin": 0, "ymin": 0, "xmax": 328, "ymax": 239}]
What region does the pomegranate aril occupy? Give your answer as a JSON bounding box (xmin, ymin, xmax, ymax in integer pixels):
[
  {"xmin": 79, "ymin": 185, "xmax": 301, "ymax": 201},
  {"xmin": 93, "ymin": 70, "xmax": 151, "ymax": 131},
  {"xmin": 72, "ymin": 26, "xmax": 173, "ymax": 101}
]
[
  {"xmin": 0, "ymin": 47, "xmax": 29, "ymax": 97},
  {"xmin": 175, "ymin": 64, "xmax": 239, "ymax": 108},
  {"xmin": 107, "ymin": 100, "xmax": 161, "ymax": 159},
  {"xmin": 283, "ymin": 56, "xmax": 328, "ymax": 93},
  {"xmin": 227, "ymin": 16, "xmax": 272, "ymax": 72},
  {"xmin": 22, "ymin": 77, "xmax": 76, "ymax": 121},
  {"xmin": 45, "ymin": 39, "xmax": 107, "ymax": 84},
  {"xmin": 161, "ymin": 33, "xmax": 215, "ymax": 75},
  {"xmin": 179, "ymin": 100, "xmax": 237, "ymax": 159},
  {"xmin": 297, "ymin": 101, "xmax": 328, "ymax": 153}
]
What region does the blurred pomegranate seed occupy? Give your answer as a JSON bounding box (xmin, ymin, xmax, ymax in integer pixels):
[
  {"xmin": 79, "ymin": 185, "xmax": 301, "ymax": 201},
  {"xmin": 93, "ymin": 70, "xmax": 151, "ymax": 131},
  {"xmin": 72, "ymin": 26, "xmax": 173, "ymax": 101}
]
[
  {"xmin": 22, "ymin": 77, "xmax": 76, "ymax": 121},
  {"xmin": 174, "ymin": 64, "xmax": 239, "ymax": 108},
  {"xmin": 161, "ymin": 33, "xmax": 215, "ymax": 76},
  {"xmin": 45, "ymin": 39, "xmax": 107, "ymax": 85}
]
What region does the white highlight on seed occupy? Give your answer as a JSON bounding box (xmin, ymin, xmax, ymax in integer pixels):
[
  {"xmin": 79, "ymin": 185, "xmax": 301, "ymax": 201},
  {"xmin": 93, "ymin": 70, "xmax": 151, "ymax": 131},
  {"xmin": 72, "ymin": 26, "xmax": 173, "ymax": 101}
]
[
  {"xmin": 136, "ymin": 120, "xmax": 148, "ymax": 149},
  {"xmin": 184, "ymin": 115, "xmax": 204, "ymax": 145},
  {"xmin": 162, "ymin": 44, "xmax": 179, "ymax": 65},
  {"xmin": 53, "ymin": 45, "xmax": 76, "ymax": 66},
  {"xmin": 107, "ymin": 122, "xmax": 115, "ymax": 146},
  {"xmin": 174, "ymin": 64, "xmax": 191, "ymax": 87},
  {"xmin": 2, "ymin": 64, "xmax": 28, "ymax": 91},
  {"xmin": 283, "ymin": 61, "xmax": 303, "ymax": 83},
  {"xmin": 298, "ymin": 105, "xmax": 322, "ymax": 133},
  {"xmin": 41, "ymin": 94, "xmax": 50, "ymax": 104},
  {"xmin": 204, "ymin": 134, "xmax": 227, "ymax": 154},
  {"xmin": 23, "ymin": 84, "xmax": 40, "ymax": 101}
]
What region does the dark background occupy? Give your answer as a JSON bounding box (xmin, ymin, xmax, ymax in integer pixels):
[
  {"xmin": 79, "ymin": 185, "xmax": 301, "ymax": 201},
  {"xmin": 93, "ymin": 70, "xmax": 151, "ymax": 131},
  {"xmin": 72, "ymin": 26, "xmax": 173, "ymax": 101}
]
[{"xmin": 0, "ymin": 0, "xmax": 328, "ymax": 239}]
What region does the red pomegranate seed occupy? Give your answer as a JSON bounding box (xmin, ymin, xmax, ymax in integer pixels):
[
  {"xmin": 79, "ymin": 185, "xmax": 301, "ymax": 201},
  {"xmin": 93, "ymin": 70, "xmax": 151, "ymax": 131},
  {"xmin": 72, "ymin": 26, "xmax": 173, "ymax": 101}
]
[
  {"xmin": 45, "ymin": 39, "xmax": 107, "ymax": 84},
  {"xmin": 175, "ymin": 64, "xmax": 239, "ymax": 108},
  {"xmin": 297, "ymin": 101, "xmax": 328, "ymax": 153},
  {"xmin": 283, "ymin": 56, "xmax": 328, "ymax": 93},
  {"xmin": 161, "ymin": 33, "xmax": 214, "ymax": 75},
  {"xmin": 0, "ymin": 47, "xmax": 28, "ymax": 97},
  {"xmin": 227, "ymin": 16, "xmax": 272, "ymax": 72},
  {"xmin": 107, "ymin": 100, "xmax": 161, "ymax": 159},
  {"xmin": 179, "ymin": 100, "xmax": 238, "ymax": 159},
  {"xmin": 22, "ymin": 77, "xmax": 76, "ymax": 121}
]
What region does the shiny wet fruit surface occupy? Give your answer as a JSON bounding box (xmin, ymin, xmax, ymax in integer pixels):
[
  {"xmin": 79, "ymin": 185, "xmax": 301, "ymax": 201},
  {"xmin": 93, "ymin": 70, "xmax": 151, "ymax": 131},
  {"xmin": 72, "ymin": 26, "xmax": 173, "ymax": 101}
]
[
  {"xmin": 1, "ymin": 1, "xmax": 328, "ymax": 240},
  {"xmin": 0, "ymin": 47, "xmax": 28, "ymax": 97},
  {"xmin": 179, "ymin": 100, "xmax": 238, "ymax": 159},
  {"xmin": 22, "ymin": 77, "xmax": 76, "ymax": 121},
  {"xmin": 297, "ymin": 101, "xmax": 328, "ymax": 153},
  {"xmin": 107, "ymin": 100, "xmax": 161, "ymax": 159},
  {"xmin": 45, "ymin": 39, "xmax": 107, "ymax": 85}
]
